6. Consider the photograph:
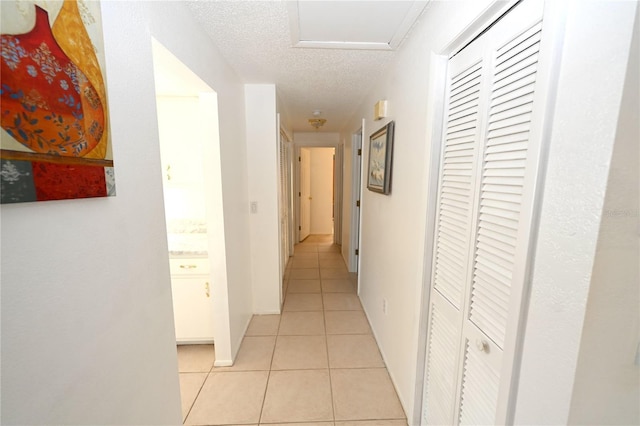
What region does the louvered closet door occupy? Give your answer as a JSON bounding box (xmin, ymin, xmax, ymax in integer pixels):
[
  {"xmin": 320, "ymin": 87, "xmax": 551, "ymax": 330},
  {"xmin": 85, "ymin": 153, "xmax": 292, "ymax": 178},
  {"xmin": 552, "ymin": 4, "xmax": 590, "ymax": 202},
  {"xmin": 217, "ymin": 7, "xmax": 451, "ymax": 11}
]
[
  {"xmin": 423, "ymin": 33, "xmax": 490, "ymax": 426},
  {"xmin": 423, "ymin": 0, "xmax": 548, "ymax": 424},
  {"xmin": 279, "ymin": 133, "xmax": 290, "ymax": 269},
  {"xmin": 457, "ymin": 3, "xmax": 546, "ymax": 423}
]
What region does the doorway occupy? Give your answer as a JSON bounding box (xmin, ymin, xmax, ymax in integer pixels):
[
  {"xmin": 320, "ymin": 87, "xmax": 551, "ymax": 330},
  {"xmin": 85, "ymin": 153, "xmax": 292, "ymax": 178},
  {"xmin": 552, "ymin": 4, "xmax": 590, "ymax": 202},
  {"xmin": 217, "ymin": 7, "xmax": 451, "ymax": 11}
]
[
  {"xmin": 151, "ymin": 39, "xmax": 227, "ymax": 354},
  {"xmin": 298, "ymin": 147, "xmax": 336, "ymax": 242},
  {"xmin": 278, "ymin": 126, "xmax": 294, "ymax": 304}
]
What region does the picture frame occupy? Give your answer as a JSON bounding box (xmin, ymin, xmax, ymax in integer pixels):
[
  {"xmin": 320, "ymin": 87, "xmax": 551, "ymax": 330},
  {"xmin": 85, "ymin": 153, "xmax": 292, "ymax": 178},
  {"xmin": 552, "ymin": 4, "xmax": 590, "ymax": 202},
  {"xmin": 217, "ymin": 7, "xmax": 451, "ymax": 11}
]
[
  {"xmin": 367, "ymin": 121, "xmax": 395, "ymax": 194},
  {"xmin": 0, "ymin": 0, "xmax": 115, "ymax": 204}
]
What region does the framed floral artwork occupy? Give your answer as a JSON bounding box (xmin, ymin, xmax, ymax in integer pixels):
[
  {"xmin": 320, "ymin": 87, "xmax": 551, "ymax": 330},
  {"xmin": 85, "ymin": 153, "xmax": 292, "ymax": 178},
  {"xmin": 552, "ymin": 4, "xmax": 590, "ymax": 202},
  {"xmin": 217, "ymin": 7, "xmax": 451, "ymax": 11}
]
[
  {"xmin": 367, "ymin": 121, "xmax": 394, "ymax": 194},
  {"xmin": 1, "ymin": 0, "xmax": 115, "ymax": 203}
]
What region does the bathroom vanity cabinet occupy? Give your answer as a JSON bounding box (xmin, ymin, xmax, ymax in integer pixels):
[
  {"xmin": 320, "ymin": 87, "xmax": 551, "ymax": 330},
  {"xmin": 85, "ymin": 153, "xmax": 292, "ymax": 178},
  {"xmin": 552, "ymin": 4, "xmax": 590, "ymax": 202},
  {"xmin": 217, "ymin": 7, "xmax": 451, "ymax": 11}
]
[{"xmin": 169, "ymin": 256, "xmax": 214, "ymax": 343}]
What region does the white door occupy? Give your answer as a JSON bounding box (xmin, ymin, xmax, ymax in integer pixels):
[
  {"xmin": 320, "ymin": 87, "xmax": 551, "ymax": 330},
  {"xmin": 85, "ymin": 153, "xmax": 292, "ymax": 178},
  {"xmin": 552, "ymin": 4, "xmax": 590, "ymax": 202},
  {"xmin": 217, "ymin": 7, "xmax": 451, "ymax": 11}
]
[
  {"xmin": 300, "ymin": 147, "xmax": 311, "ymax": 240},
  {"xmin": 278, "ymin": 128, "xmax": 292, "ymax": 303},
  {"xmin": 279, "ymin": 130, "xmax": 290, "ymax": 270},
  {"xmin": 422, "ymin": 0, "xmax": 553, "ymax": 423}
]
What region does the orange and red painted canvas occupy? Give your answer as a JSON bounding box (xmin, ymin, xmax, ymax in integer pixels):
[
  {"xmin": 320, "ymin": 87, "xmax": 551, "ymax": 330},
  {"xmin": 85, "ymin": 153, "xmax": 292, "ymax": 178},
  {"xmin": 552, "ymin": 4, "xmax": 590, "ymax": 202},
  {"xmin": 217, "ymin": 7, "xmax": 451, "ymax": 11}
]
[{"xmin": 1, "ymin": 0, "xmax": 114, "ymax": 203}]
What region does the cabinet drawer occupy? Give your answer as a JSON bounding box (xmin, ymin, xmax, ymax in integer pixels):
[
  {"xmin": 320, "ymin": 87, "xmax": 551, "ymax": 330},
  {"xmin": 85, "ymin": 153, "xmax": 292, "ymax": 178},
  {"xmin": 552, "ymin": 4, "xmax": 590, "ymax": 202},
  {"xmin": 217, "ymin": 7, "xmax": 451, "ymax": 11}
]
[{"xmin": 170, "ymin": 258, "xmax": 210, "ymax": 275}]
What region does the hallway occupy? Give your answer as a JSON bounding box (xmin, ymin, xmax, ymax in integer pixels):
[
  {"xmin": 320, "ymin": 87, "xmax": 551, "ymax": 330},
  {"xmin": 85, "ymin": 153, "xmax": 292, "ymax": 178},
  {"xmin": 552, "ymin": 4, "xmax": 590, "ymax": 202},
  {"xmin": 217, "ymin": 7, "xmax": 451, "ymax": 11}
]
[{"xmin": 177, "ymin": 235, "xmax": 407, "ymax": 425}]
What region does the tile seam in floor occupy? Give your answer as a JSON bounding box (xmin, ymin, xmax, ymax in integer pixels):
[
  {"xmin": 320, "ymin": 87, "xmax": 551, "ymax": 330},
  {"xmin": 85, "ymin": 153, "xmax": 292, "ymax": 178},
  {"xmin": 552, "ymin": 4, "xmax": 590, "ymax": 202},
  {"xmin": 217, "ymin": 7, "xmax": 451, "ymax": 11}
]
[
  {"xmin": 323, "ymin": 295, "xmax": 337, "ymax": 424},
  {"xmin": 182, "ymin": 371, "xmax": 209, "ymax": 425},
  {"xmin": 257, "ymin": 324, "xmax": 280, "ymax": 426}
]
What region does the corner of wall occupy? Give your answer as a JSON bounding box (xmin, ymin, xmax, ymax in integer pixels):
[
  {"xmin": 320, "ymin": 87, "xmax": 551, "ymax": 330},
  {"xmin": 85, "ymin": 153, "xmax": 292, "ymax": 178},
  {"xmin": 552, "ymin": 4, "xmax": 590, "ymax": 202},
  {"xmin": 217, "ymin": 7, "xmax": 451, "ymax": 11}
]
[{"xmin": 245, "ymin": 84, "xmax": 281, "ymax": 314}]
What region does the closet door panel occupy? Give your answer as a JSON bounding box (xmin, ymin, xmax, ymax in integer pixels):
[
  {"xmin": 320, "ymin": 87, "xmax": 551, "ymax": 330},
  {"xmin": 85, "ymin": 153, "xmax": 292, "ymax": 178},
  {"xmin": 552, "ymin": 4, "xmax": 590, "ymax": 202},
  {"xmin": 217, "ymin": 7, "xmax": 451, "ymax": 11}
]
[
  {"xmin": 458, "ymin": 325, "xmax": 502, "ymax": 425},
  {"xmin": 470, "ymin": 19, "xmax": 544, "ymax": 350},
  {"xmin": 423, "ymin": 292, "xmax": 463, "ymax": 425},
  {"xmin": 433, "ymin": 54, "xmax": 485, "ymax": 310},
  {"xmin": 424, "ymin": 45, "xmax": 487, "ymax": 425}
]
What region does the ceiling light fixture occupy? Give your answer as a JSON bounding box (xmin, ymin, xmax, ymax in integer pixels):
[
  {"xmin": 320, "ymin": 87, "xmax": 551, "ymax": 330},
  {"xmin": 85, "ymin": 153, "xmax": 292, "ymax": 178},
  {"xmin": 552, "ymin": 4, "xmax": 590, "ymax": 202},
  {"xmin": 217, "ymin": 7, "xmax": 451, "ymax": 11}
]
[{"xmin": 308, "ymin": 118, "xmax": 327, "ymax": 130}]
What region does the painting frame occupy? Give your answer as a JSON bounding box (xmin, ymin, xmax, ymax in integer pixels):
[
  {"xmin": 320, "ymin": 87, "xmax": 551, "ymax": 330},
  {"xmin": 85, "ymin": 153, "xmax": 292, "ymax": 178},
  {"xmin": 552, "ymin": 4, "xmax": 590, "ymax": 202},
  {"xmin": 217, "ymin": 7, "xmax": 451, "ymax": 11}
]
[
  {"xmin": 367, "ymin": 121, "xmax": 395, "ymax": 194},
  {"xmin": 0, "ymin": 0, "xmax": 115, "ymax": 204}
]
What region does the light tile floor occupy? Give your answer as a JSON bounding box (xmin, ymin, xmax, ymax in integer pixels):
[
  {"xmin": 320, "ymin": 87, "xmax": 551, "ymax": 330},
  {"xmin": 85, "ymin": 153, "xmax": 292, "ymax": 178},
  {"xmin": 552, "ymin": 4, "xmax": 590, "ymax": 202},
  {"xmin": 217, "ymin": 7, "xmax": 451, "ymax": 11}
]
[{"xmin": 177, "ymin": 235, "xmax": 407, "ymax": 426}]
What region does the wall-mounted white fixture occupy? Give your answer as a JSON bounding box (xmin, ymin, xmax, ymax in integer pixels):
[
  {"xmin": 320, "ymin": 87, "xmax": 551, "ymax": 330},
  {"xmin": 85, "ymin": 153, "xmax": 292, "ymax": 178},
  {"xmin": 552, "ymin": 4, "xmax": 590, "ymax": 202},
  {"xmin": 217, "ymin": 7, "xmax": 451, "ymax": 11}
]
[{"xmin": 374, "ymin": 100, "xmax": 387, "ymax": 121}]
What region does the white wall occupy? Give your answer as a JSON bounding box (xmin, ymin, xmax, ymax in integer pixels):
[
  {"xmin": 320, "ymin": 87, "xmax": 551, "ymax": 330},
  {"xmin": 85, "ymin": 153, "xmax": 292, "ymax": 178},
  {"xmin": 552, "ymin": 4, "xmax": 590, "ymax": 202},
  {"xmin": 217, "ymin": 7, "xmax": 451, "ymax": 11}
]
[
  {"xmin": 0, "ymin": 2, "xmax": 180, "ymax": 423},
  {"xmin": 339, "ymin": 0, "xmax": 639, "ymax": 422},
  {"xmin": 245, "ymin": 84, "xmax": 281, "ymax": 314},
  {"xmin": 568, "ymin": 8, "xmax": 639, "ymax": 422},
  {"xmin": 514, "ymin": 2, "xmax": 639, "ymax": 424},
  {"xmin": 294, "ymin": 132, "xmax": 340, "ymax": 148},
  {"xmin": 338, "ymin": 0, "xmax": 495, "ymax": 420},
  {"xmin": 0, "ymin": 2, "xmax": 254, "ymax": 423},
  {"xmin": 310, "ymin": 148, "xmax": 335, "ymax": 235}
]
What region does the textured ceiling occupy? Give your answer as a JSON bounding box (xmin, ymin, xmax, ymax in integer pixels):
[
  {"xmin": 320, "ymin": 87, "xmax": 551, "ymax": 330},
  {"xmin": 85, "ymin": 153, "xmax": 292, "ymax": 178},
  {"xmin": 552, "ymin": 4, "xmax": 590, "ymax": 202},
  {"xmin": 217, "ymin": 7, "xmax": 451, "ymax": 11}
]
[{"xmin": 185, "ymin": 1, "xmax": 424, "ymax": 133}]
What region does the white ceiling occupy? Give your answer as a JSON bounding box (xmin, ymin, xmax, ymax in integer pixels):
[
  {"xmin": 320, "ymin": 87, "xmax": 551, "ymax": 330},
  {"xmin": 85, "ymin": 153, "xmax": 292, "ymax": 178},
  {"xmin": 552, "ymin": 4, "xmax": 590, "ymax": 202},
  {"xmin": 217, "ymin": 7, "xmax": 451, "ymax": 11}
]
[{"xmin": 184, "ymin": 0, "xmax": 428, "ymax": 133}]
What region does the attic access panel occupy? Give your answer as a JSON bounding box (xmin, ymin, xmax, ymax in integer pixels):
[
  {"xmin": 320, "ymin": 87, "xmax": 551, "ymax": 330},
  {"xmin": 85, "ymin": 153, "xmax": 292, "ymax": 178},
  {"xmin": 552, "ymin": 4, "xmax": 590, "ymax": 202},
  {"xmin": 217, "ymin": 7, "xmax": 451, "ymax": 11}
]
[{"xmin": 288, "ymin": 1, "xmax": 428, "ymax": 50}]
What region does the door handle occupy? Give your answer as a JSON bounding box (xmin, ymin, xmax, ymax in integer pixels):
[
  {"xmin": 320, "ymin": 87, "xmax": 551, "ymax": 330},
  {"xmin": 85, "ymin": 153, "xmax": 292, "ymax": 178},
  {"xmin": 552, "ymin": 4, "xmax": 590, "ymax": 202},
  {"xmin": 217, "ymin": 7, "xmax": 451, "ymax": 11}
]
[
  {"xmin": 180, "ymin": 264, "xmax": 197, "ymax": 269},
  {"xmin": 205, "ymin": 282, "xmax": 210, "ymax": 298}
]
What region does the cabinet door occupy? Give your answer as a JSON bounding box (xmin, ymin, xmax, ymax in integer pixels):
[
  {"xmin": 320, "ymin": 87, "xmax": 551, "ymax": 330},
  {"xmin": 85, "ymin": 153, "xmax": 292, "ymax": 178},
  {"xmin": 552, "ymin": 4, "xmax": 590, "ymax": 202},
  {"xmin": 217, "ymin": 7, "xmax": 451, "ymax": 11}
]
[{"xmin": 171, "ymin": 277, "xmax": 214, "ymax": 343}]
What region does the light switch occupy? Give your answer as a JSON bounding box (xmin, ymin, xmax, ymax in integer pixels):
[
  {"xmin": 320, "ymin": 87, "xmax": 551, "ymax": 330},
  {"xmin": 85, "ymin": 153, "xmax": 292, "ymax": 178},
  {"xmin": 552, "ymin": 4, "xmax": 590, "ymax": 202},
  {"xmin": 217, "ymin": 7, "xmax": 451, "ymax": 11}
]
[{"xmin": 250, "ymin": 201, "xmax": 258, "ymax": 214}]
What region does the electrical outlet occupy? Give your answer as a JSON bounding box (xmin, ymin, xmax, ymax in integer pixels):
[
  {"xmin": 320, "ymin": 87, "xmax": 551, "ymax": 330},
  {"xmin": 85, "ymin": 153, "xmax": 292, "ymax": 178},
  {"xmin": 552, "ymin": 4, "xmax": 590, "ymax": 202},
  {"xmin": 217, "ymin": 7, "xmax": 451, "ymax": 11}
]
[
  {"xmin": 250, "ymin": 201, "xmax": 258, "ymax": 214},
  {"xmin": 382, "ymin": 299, "xmax": 388, "ymax": 315}
]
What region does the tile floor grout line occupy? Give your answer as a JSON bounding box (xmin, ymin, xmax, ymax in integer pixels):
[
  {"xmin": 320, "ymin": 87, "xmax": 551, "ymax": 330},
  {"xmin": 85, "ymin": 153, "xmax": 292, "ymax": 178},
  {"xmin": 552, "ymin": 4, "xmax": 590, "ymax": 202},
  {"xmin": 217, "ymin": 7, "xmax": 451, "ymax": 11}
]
[
  {"xmin": 322, "ymin": 276, "xmax": 338, "ymax": 424},
  {"xmin": 319, "ymin": 257, "xmax": 337, "ymax": 424},
  {"xmin": 182, "ymin": 370, "xmax": 210, "ymax": 425},
  {"xmin": 256, "ymin": 317, "xmax": 279, "ymax": 426}
]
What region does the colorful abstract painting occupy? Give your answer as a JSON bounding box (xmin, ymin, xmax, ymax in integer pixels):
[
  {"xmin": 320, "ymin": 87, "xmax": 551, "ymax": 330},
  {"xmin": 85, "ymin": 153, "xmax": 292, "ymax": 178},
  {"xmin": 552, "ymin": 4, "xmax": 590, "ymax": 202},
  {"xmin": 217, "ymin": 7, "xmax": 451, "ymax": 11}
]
[{"xmin": 1, "ymin": 0, "xmax": 114, "ymax": 204}]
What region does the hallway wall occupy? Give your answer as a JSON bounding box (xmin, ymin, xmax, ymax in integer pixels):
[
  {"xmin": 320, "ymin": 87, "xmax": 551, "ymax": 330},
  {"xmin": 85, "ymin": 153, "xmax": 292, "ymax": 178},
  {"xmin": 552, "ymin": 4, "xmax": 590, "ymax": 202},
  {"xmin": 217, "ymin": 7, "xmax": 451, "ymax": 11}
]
[
  {"xmin": 340, "ymin": 0, "xmax": 496, "ymax": 420},
  {"xmin": 246, "ymin": 84, "xmax": 281, "ymax": 315},
  {"xmin": 340, "ymin": 0, "xmax": 639, "ymax": 423},
  {"xmin": 0, "ymin": 2, "xmax": 254, "ymax": 424},
  {"xmin": 569, "ymin": 9, "xmax": 639, "ymax": 422},
  {"xmin": 516, "ymin": 2, "xmax": 640, "ymax": 423}
]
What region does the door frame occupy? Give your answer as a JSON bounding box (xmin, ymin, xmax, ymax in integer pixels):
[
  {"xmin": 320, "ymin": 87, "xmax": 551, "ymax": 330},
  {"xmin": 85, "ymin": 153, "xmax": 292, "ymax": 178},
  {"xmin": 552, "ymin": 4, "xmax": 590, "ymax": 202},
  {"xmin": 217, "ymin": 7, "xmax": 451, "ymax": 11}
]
[
  {"xmin": 349, "ymin": 122, "xmax": 365, "ymax": 276},
  {"xmin": 299, "ymin": 147, "xmax": 312, "ymax": 241},
  {"xmin": 151, "ymin": 39, "xmax": 233, "ymax": 364},
  {"xmin": 277, "ymin": 116, "xmax": 294, "ymax": 305},
  {"xmin": 294, "ymin": 138, "xmax": 343, "ymax": 245},
  {"xmin": 333, "ymin": 144, "xmax": 343, "ymax": 245}
]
